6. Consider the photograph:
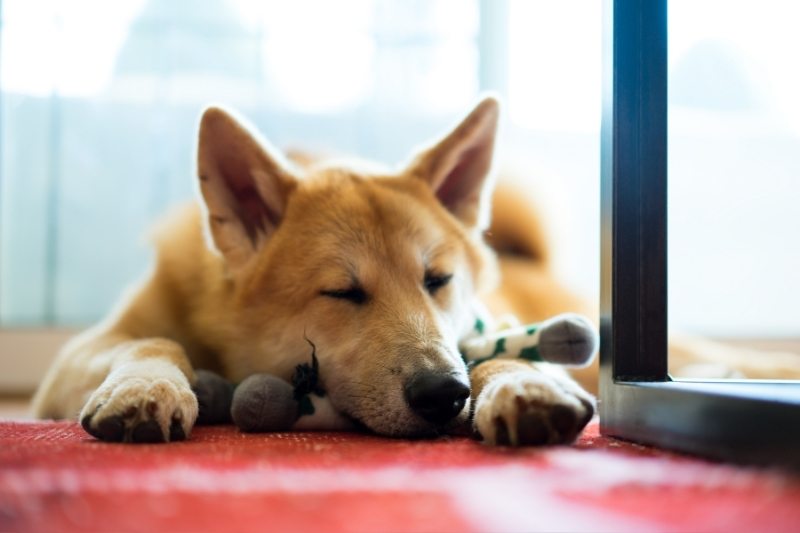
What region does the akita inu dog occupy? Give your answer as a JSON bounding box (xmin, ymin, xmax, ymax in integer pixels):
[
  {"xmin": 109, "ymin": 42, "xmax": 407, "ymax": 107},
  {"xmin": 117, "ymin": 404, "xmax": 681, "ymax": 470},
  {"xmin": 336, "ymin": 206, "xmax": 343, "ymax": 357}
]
[{"xmin": 31, "ymin": 96, "xmax": 598, "ymax": 445}]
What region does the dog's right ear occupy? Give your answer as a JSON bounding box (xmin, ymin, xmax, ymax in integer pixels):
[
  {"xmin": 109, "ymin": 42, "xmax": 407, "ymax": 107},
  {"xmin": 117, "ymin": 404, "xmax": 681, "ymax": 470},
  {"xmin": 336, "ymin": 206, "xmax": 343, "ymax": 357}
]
[
  {"xmin": 407, "ymin": 96, "xmax": 499, "ymax": 229},
  {"xmin": 197, "ymin": 107, "xmax": 297, "ymax": 272}
]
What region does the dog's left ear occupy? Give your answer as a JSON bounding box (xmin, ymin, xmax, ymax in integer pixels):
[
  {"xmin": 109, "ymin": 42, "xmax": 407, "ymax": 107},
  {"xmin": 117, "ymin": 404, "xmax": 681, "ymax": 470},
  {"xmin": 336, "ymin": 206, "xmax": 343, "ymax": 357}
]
[{"xmin": 408, "ymin": 96, "xmax": 499, "ymax": 228}]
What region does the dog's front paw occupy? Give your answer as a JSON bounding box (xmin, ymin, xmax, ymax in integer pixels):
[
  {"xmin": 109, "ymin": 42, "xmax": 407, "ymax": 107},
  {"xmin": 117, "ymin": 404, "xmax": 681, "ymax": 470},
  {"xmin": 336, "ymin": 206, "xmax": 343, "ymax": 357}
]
[
  {"xmin": 80, "ymin": 361, "xmax": 198, "ymax": 443},
  {"xmin": 474, "ymin": 370, "xmax": 595, "ymax": 446}
]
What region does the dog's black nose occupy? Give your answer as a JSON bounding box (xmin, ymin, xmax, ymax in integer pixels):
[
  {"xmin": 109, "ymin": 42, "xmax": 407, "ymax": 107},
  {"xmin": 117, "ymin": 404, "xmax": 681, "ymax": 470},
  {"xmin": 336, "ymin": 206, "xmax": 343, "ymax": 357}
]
[{"xmin": 404, "ymin": 372, "xmax": 470, "ymax": 425}]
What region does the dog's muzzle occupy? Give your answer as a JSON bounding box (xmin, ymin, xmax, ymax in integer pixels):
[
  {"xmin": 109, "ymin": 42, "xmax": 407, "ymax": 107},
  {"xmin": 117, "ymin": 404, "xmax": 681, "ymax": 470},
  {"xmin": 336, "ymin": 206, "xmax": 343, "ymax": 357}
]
[{"xmin": 403, "ymin": 371, "xmax": 470, "ymax": 425}]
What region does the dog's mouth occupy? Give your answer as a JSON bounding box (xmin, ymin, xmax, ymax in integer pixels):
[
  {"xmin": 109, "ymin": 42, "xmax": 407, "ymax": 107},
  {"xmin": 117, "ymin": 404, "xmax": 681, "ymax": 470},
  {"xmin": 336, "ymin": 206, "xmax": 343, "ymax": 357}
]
[
  {"xmin": 333, "ymin": 392, "xmax": 472, "ymax": 438},
  {"xmin": 347, "ymin": 412, "xmax": 469, "ymax": 439}
]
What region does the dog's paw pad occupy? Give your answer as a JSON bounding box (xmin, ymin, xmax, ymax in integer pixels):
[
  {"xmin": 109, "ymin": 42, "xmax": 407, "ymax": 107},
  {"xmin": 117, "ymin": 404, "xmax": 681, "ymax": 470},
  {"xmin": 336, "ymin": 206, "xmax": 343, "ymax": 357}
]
[
  {"xmin": 81, "ymin": 412, "xmax": 125, "ymax": 442},
  {"xmin": 169, "ymin": 418, "xmax": 187, "ymax": 441}
]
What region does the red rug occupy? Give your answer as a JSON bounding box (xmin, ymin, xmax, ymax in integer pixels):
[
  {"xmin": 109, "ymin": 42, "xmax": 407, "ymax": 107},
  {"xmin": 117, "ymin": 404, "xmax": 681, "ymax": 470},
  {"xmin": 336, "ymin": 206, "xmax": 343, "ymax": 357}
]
[{"xmin": 1, "ymin": 420, "xmax": 798, "ymax": 533}]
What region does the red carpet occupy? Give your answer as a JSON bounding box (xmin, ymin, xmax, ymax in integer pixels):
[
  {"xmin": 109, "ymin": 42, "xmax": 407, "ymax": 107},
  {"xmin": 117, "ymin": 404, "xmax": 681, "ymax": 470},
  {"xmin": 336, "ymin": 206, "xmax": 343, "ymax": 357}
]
[{"xmin": 1, "ymin": 420, "xmax": 799, "ymax": 533}]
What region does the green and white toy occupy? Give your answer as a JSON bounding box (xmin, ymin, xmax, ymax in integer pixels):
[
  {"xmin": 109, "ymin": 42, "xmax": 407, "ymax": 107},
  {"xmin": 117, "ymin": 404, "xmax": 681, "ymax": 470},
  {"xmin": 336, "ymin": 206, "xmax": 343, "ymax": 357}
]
[
  {"xmin": 460, "ymin": 312, "xmax": 598, "ymax": 369},
  {"xmin": 193, "ymin": 312, "xmax": 598, "ymax": 433}
]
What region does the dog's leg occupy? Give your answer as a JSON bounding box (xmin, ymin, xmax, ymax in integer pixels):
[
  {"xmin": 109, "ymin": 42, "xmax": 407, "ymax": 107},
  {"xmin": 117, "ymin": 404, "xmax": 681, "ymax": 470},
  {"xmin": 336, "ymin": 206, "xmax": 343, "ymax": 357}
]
[
  {"xmin": 471, "ymin": 359, "xmax": 595, "ymax": 446},
  {"xmin": 32, "ymin": 328, "xmax": 198, "ymax": 443},
  {"xmin": 32, "ymin": 329, "xmax": 197, "ymax": 443},
  {"xmin": 32, "ymin": 268, "xmax": 199, "ymax": 443}
]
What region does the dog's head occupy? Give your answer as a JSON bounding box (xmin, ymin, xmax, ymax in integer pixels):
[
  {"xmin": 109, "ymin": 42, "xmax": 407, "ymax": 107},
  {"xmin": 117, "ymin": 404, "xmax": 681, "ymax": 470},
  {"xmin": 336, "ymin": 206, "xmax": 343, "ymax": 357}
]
[{"xmin": 196, "ymin": 98, "xmax": 499, "ymax": 436}]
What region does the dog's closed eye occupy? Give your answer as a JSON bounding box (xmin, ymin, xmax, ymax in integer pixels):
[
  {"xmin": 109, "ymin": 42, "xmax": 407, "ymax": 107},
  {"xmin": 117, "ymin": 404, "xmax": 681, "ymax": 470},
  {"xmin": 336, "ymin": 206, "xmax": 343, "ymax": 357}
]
[
  {"xmin": 424, "ymin": 272, "xmax": 452, "ymax": 295},
  {"xmin": 320, "ymin": 286, "xmax": 368, "ymax": 305}
]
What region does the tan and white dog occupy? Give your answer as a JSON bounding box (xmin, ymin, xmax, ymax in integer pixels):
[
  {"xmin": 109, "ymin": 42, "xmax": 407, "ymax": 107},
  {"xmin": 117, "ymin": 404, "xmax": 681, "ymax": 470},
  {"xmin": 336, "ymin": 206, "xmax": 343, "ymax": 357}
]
[{"xmin": 28, "ymin": 97, "xmax": 621, "ymax": 444}]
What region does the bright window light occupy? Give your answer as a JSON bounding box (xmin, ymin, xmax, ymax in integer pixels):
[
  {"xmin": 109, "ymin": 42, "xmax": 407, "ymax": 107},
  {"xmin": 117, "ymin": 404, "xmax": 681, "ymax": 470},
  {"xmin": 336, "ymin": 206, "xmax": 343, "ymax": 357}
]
[
  {"xmin": 507, "ymin": 0, "xmax": 601, "ymax": 132},
  {"xmin": 1, "ymin": 0, "xmax": 145, "ymax": 97},
  {"xmin": 668, "ymin": 0, "xmax": 800, "ymax": 336},
  {"xmin": 670, "ymin": 0, "xmax": 800, "ymax": 136},
  {"xmin": 0, "ymin": 0, "xmax": 480, "ymax": 325}
]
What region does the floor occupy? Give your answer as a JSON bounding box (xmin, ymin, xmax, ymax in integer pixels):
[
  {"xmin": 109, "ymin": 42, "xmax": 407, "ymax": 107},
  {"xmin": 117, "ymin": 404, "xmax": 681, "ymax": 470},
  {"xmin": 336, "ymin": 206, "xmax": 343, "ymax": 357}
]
[
  {"xmin": 2, "ymin": 415, "xmax": 800, "ymax": 532},
  {"xmin": 3, "ymin": 357, "xmax": 799, "ymax": 533},
  {"xmin": 0, "ymin": 398, "xmax": 30, "ymax": 420}
]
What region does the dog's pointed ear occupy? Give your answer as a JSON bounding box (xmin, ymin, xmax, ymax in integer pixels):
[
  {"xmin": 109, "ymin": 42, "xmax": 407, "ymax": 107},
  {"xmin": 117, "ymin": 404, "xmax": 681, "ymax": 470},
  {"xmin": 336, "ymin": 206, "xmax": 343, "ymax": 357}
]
[
  {"xmin": 408, "ymin": 96, "xmax": 499, "ymax": 228},
  {"xmin": 197, "ymin": 107, "xmax": 297, "ymax": 271}
]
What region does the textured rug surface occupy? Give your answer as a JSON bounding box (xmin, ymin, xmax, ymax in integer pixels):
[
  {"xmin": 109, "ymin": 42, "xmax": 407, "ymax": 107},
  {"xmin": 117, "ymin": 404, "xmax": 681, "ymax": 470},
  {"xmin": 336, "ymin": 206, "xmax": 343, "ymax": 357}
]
[{"xmin": 1, "ymin": 419, "xmax": 799, "ymax": 533}]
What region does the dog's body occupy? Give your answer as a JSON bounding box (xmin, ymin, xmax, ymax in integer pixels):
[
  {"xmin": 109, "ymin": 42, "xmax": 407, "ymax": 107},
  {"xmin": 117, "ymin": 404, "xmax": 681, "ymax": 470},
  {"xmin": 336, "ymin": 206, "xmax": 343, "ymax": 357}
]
[
  {"xmin": 41, "ymin": 95, "xmax": 800, "ymax": 446},
  {"xmin": 32, "ymin": 98, "xmax": 598, "ymax": 445}
]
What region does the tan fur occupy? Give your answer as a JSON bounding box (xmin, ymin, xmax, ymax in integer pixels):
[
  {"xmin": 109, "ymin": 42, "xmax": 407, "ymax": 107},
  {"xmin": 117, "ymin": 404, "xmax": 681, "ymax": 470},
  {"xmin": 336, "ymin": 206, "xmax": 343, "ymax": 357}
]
[
  {"xmin": 33, "ymin": 98, "xmax": 513, "ymax": 441},
  {"xmin": 33, "ymin": 96, "xmax": 789, "ymax": 445}
]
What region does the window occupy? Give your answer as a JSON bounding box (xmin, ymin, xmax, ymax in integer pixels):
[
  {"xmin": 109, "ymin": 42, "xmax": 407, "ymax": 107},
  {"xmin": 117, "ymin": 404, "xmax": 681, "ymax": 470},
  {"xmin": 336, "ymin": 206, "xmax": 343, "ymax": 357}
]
[
  {"xmin": 1, "ymin": 0, "xmax": 481, "ymax": 326},
  {"xmin": 600, "ymin": 0, "xmax": 800, "ymax": 469},
  {"xmin": 668, "ymin": 0, "xmax": 800, "ymax": 338},
  {"xmin": 1, "ymin": 0, "xmax": 607, "ymax": 330}
]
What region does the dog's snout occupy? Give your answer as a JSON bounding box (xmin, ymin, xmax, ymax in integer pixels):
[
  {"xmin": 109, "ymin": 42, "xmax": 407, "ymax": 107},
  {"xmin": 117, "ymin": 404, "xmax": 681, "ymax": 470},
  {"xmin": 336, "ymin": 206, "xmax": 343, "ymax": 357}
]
[{"xmin": 404, "ymin": 372, "xmax": 470, "ymax": 425}]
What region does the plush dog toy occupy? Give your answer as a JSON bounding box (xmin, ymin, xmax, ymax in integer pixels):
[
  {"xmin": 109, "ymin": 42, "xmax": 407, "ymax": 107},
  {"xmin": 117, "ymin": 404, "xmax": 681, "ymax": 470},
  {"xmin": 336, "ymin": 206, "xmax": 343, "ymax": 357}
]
[
  {"xmin": 460, "ymin": 312, "xmax": 597, "ymax": 368},
  {"xmin": 193, "ymin": 313, "xmax": 598, "ymax": 433},
  {"xmin": 192, "ymin": 340, "xmax": 353, "ymax": 431}
]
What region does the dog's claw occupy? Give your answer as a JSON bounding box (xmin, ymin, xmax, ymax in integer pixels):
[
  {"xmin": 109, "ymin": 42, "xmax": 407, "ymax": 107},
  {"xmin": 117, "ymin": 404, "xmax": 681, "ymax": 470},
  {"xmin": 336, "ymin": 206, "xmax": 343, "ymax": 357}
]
[
  {"xmin": 131, "ymin": 419, "xmax": 165, "ymax": 443},
  {"xmin": 169, "ymin": 419, "xmax": 186, "ymax": 441},
  {"xmin": 81, "ymin": 412, "xmax": 97, "ymax": 438},
  {"xmin": 96, "ymin": 415, "xmax": 126, "ymax": 442}
]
